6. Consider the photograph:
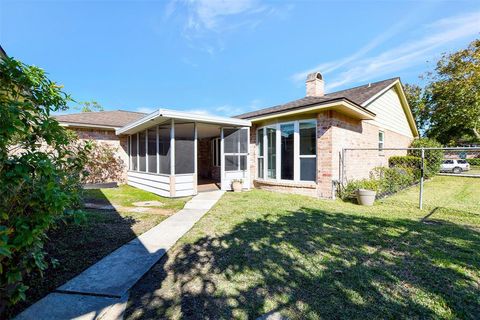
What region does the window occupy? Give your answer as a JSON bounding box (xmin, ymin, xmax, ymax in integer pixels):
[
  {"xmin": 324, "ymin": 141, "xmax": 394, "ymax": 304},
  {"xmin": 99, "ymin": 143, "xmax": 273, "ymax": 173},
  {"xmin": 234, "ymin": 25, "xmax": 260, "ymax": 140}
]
[
  {"xmin": 212, "ymin": 138, "xmax": 221, "ymax": 167},
  {"xmin": 257, "ymin": 128, "xmax": 264, "ymax": 178},
  {"xmin": 223, "ymin": 128, "xmax": 248, "ymax": 172},
  {"xmin": 378, "ymin": 130, "xmax": 385, "ymax": 151},
  {"xmin": 175, "ymin": 123, "xmax": 195, "ymax": 174},
  {"xmin": 257, "ymin": 119, "xmax": 317, "ymax": 182},
  {"xmin": 266, "ymin": 127, "xmax": 276, "ymax": 179},
  {"xmin": 299, "ymin": 120, "xmax": 316, "ymax": 181},
  {"xmin": 280, "ymin": 123, "xmax": 294, "ymax": 180},
  {"xmin": 147, "ymin": 128, "xmax": 157, "ymax": 173},
  {"xmin": 139, "ymin": 131, "xmax": 146, "ymax": 172}
]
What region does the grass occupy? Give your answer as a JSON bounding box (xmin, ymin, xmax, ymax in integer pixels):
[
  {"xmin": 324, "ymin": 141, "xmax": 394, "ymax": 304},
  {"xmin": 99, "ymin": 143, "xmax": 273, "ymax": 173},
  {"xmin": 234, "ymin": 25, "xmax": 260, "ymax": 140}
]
[
  {"xmin": 83, "ymin": 184, "xmax": 188, "ymax": 211},
  {"xmin": 8, "ymin": 185, "xmax": 189, "ymax": 318},
  {"xmin": 126, "ymin": 176, "xmax": 480, "ymax": 320},
  {"xmin": 467, "ymin": 166, "xmax": 480, "ymax": 175}
]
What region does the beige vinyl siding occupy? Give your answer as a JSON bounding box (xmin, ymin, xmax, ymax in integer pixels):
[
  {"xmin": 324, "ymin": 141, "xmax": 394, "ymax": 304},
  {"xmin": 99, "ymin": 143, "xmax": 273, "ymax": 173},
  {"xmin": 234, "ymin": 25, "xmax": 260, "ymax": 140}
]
[{"xmin": 364, "ymin": 87, "xmax": 414, "ymax": 138}]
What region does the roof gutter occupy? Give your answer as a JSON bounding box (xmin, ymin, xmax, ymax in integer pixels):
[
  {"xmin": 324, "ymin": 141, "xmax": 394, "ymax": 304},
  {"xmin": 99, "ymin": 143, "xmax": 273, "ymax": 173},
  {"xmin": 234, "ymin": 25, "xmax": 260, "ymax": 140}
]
[
  {"xmin": 116, "ymin": 108, "xmax": 252, "ymax": 135},
  {"xmin": 59, "ymin": 122, "xmax": 121, "ymax": 130}
]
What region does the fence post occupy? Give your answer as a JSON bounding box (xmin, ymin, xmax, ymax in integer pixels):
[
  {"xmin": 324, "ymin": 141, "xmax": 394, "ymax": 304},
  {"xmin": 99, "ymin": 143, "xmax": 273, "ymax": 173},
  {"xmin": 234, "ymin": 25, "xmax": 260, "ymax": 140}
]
[{"xmin": 419, "ymin": 148, "xmax": 425, "ymax": 210}]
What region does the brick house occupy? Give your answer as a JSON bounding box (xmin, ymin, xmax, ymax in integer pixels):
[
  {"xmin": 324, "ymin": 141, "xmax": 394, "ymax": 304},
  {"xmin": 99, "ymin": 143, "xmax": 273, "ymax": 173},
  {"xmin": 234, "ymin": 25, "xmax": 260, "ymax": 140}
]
[{"xmin": 56, "ymin": 72, "xmax": 418, "ymax": 198}]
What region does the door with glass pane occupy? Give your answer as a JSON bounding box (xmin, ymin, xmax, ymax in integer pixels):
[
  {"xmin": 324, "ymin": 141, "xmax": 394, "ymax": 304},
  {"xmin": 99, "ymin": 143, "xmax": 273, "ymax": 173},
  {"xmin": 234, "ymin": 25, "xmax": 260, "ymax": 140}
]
[{"xmin": 221, "ymin": 127, "xmax": 250, "ymax": 190}]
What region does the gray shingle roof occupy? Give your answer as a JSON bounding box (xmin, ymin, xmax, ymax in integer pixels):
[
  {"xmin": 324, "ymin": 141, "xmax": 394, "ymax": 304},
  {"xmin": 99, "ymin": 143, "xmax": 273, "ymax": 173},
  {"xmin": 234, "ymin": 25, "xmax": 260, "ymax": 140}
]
[
  {"xmin": 54, "ymin": 110, "xmax": 147, "ymax": 128},
  {"xmin": 235, "ymin": 78, "xmax": 399, "ymax": 119}
]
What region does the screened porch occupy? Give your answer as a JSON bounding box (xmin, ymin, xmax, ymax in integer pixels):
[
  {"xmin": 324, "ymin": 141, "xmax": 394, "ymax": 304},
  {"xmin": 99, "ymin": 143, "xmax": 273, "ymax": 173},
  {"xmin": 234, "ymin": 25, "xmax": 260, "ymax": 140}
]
[{"xmin": 117, "ymin": 110, "xmax": 251, "ymax": 197}]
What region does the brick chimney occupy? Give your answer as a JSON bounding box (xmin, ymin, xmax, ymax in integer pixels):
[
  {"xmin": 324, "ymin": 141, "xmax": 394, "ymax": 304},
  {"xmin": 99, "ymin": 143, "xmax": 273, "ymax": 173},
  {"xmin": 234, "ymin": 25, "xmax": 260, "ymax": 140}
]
[{"xmin": 306, "ymin": 72, "xmax": 324, "ymax": 97}]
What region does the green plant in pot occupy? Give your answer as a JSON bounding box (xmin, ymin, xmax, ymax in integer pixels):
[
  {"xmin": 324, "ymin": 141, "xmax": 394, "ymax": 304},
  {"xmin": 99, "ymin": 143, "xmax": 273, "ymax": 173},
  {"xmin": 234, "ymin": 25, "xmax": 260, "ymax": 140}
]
[{"xmin": 231, "ymin": 179, "xmax": 243, "ymax": 192}]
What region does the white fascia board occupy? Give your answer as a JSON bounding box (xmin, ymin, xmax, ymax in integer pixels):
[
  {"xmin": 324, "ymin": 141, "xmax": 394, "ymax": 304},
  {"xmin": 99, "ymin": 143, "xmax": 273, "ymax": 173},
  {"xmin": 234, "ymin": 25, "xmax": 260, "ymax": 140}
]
[
  {"xmin": 157, "ymin": 109, "xmax": 251, "ymax": 127},
  {"xmin": 360, "ymin": 79, "xmax": 400, "ymax": 107},
  {"xmin": 59, "ymin": 122, "xmax": 120, "ymax": 130},
  {"xmin": 116, "ymin": 108, "xmax": 251, "ymax": 135},
  {"xmin": 361, "ymin": 79, "xmax": 419, "ymax": 138},
  {"xmin": 248, "ymin": 100, "xmax": 375, "ymax": 123},
  {"xmin": 116, "ymin": 110, "xmax": 161, "ymax": 135}
]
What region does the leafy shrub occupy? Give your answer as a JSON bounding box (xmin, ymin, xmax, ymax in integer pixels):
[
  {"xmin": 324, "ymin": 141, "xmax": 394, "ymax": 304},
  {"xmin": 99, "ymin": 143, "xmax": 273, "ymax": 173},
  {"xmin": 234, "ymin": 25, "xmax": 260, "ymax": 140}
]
[
  {"xmin": 408, "ymin": 138, "xmax": 444, "ymax": 176},
  {"xmin": 389, "ymin": 155, "xmax": 422, "ymax": 169},
  {"xmin": 389, "ymin": 155, "xmax": 422, "ymax": 178},
  {"xmin": 82, "ymin": 141, "xmax": 126, "ymax": 183},
  {"xmin": 370, "ymin": 166, "xmax": 415, "ymax": 196},
  {"xmin": 467, "ymin": 158, "xmax": 480, "ymax": 166},
  {"xmin": 340, "ymin": 179, "xmax": 380, "ymax": 200},
  {"xmin": 0, "ymin": 57, "xmax": 91, "ymax": 313},
  {"xmin": 340, "ymin": 166, "xmax": 416, "ymax": 201}
]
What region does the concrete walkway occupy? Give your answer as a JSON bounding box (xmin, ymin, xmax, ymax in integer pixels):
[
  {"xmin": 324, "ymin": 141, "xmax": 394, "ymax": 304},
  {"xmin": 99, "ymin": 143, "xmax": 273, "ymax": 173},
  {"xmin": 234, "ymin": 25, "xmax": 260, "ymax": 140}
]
[{"xmin": 15, "ymin": 190, "xmax": 224, "ymax": 320}]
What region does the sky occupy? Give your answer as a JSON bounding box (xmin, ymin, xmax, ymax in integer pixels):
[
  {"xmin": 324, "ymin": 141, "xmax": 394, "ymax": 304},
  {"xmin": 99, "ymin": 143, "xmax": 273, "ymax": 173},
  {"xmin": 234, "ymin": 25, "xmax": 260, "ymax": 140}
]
[{"xmin": 1, "ymin": 0, "xmax": 479, "ymax": 116}]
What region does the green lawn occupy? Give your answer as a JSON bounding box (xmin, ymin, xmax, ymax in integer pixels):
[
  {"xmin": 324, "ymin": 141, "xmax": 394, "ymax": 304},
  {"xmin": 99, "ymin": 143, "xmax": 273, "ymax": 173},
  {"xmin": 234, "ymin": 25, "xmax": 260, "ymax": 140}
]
[
  {"xmin": 9, "ymin": 185, "xmax": 189, "ymax": 318},
  {"xmin": 468, "ymin": 166, "xmax": 480, "ymax": 175},
  {"xmin": 126, "ymin": 176, "xmax": 480, "ymax": 320}
]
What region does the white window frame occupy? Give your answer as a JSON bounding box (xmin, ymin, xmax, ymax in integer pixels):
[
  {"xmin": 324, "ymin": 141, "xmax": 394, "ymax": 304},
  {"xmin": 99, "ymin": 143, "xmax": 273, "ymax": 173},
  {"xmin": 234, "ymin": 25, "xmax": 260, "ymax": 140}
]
[
  {"xmin": 378, "ymin": 130, "xmax": 385, "ymax": 155},
  {"xmin": 256, "ymin": 128, "xmax": 265, "ymax": 179},
  {"xmin": 257, "ymin": 119, "xmax": 317, "ymax": 183},
  {"xmin": 298, "ymin": 120, "xmax": 317, "ymax": 182}
]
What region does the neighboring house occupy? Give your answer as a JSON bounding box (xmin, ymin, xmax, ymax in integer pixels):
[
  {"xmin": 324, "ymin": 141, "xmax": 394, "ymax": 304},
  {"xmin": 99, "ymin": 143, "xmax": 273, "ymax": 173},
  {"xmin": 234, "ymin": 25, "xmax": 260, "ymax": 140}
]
[
  {"xmin": 54, "ymin": 110, "xmax": 146, "ymax": 182},
  {"xmin": 56, "ymin": 72, "xmax": 418, "ymax": 198},
  {"xmin": 0, "ymin": 45, "xmax": 7, "ymax": 59}
]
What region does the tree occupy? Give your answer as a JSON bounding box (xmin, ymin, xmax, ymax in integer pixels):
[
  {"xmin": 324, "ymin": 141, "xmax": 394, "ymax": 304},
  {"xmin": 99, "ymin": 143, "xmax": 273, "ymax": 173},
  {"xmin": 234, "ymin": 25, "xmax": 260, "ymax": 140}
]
[
  {"xmin": 403, "ymin": 83, "xmax": 428, "ymax": 135},
  {"xmin": 0, "ymin": 57, "xmax": 90, "ymax": 313},
  {"xmin": 423, "ymin": 39, "xmax": 480, "ymax": 144},
  {"xmin": 76, "ymin": 100, "xmax": 104, "ymax": 112}
]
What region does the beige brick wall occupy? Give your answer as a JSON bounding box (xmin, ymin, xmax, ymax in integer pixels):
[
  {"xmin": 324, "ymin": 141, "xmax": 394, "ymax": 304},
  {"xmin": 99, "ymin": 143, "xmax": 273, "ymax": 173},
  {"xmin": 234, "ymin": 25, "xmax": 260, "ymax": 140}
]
[
  {"xmin": 68, "ymin": 127, "xmax": 128, "ymax": 183},
  {"xmin": 330, "ymin": 112, "xmax": 412, "ymax": 183}
]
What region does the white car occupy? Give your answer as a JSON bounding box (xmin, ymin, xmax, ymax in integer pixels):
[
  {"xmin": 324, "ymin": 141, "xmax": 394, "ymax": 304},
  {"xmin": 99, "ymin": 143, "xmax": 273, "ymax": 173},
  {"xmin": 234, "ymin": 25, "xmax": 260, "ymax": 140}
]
[{"xmin": 440, "ymin": 159, "xmax": 470, "ymax": 174}]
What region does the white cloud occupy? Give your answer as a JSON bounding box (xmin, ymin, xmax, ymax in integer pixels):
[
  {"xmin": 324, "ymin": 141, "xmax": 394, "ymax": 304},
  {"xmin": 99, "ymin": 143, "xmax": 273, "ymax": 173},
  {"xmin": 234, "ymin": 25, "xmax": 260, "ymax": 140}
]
[
  {"xmin": 165, "ymin": 0, "xmax": 292, "ymax": 54},
  {"xmin": 184, "ymin": 0, "xmax": 260, "ymax": 31},
  {"xmin": 291, "ymin": 11, "xmax": 480, "ymax": 90}
]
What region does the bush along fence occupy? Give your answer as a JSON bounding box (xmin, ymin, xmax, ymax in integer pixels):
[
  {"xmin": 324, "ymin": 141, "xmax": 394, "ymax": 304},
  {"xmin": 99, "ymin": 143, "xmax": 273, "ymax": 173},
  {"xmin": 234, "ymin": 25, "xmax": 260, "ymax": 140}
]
[{"xmin": 339, "ymin": 146, "xmax": 480, "ymax": 209}]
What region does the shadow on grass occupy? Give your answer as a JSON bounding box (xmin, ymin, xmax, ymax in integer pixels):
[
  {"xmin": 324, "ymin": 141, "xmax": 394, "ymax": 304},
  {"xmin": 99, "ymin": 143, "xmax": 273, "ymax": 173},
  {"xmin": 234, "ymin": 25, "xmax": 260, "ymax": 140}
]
[
  {"xmin": 126, "ymin": 207, "xmax": 480, "ymax": 319},
  {"xmin": 7, "ymin": 188, "xmax": 139, "ymax": 318}
]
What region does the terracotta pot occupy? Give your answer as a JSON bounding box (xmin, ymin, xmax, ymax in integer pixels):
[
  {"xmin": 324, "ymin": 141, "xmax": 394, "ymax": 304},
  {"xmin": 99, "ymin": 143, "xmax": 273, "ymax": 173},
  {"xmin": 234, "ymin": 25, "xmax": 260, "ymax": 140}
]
[
  {"xmin": 356, "ymin": 189, "xmax": 376, "ymax": 206},
  {"xmin": 232, "ymin": 181, "xmax": 243, "ymax": 192}
]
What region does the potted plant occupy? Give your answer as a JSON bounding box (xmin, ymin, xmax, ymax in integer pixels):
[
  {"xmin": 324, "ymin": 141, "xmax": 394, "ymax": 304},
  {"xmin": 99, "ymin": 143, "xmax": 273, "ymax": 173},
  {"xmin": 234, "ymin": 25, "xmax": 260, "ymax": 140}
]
[
  {"xmin": 356, "ymin": 189, "xmax": 377, "ymax": 206},
  {"xmin": 231, "ymin": 179, "xmax": 243, "ymax": 192}
]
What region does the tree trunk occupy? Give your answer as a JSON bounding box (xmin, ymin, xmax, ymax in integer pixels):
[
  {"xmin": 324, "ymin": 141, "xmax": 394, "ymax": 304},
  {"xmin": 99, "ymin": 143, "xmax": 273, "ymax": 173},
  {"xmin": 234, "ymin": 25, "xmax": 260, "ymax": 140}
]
[{"xmin": 474, "ymin": 127, "xmax": 480, "ymax": 141}]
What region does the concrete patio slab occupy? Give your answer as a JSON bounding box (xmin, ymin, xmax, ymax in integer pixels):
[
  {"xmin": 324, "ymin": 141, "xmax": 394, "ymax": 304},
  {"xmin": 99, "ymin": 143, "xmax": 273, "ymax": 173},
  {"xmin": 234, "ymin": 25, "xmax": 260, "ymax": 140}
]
[{"xmin": 57, "ymin": 243, "xmax": 166, "ymax": 297}]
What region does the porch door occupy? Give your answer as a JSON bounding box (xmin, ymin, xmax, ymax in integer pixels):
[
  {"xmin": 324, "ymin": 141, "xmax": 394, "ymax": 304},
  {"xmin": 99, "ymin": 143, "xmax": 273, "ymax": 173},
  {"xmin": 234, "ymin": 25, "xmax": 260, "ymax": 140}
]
[{"xmin": 221, "ymin": 127, "xmax": 250, "ymax": 190}]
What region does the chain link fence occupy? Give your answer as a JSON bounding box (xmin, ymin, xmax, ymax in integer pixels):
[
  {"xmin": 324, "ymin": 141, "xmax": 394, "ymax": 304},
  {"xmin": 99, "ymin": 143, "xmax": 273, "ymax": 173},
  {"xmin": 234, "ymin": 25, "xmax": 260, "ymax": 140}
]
[{"xmin": 339, "ymin": 147, "xmax": 480, "ymax": 209}]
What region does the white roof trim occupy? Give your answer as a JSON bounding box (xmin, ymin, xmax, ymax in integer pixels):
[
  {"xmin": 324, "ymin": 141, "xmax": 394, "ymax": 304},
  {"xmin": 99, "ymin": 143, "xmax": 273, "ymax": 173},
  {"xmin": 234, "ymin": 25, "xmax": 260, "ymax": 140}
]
[
  {"xmin": 361, "ymin": 79, "xmax": 419, "ymax": 138},
  {"xmin": 247, "ymin": 100, "xmax": 375, "ymax": 123},
  {"xmin": 116, "ymin": 108, "xmax": 251, "ymax": 135},
  {"xmin": 59, "ymin": 122, "xmax": 120, "ymax": 130},
  {"xmin": 361, "ymin": 79, "xmax": 400, "ymax": 107}
]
